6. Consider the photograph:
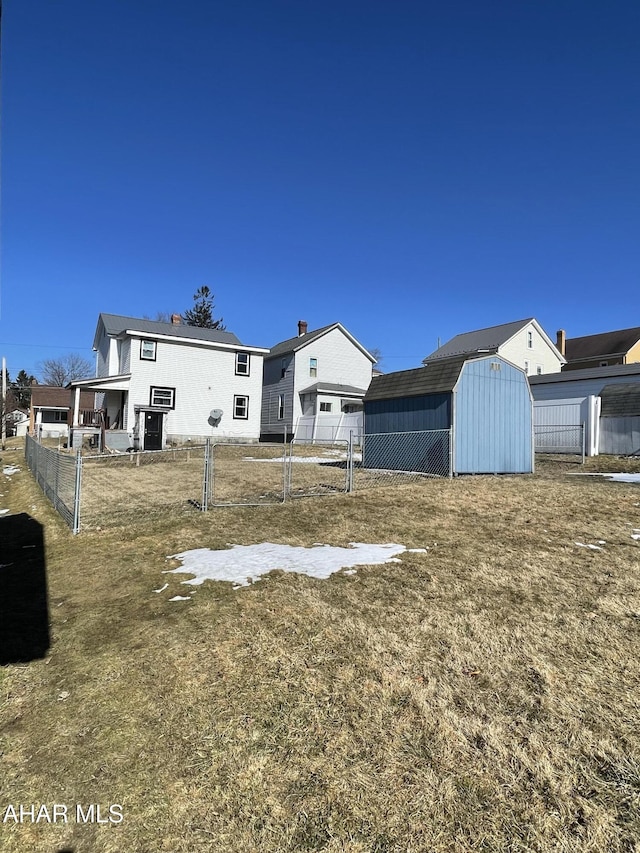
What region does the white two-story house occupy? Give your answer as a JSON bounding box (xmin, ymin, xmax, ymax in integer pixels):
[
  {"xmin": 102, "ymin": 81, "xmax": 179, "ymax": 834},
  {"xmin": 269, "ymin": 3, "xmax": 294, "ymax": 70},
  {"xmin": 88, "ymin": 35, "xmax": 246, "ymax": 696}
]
[
  {"xmin": 422, "ymin": 318, "xmax": 565, "ymax": 376},
  {"xmin": 69, "ymin": 313, "xmax": 269, "ymax": 450},
  {"xmin": 261, "ymin": 321, "xmax": 376, "ymax": 442}
]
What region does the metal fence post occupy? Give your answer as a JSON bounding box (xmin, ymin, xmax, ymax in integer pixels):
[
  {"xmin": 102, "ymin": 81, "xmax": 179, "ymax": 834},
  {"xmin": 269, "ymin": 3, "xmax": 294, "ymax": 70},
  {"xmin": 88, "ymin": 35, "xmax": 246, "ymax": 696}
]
[
  {"xmin": 201, "ymin": 438, "xmax": 211, "ymax": 511},
  {"xmin": 582, "ymin": 422, "xmax": 586, "ymax": 465},
  {"xmin": 72, "ymin": 450, "xmax": 82, "ymax": 535},
  {"xmin": 347, "ymin": 430, "xmax": 354, "ymax": 493}
]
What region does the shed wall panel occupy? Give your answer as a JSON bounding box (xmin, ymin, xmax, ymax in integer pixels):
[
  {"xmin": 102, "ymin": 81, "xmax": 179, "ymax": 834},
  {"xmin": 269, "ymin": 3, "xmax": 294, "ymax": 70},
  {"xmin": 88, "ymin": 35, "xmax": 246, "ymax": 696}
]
[
  {"xmin": 454, "ymin": 358, "xmax": 532, "ymax": 473},
  {"xmin": 364, "ymin": 393, "xmax": 451, "ymax": 434}
]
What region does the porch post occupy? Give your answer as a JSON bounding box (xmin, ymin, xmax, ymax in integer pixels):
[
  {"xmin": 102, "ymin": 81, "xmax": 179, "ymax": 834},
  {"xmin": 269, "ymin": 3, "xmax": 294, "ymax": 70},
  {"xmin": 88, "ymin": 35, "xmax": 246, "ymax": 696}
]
[{"xmin": 72, "ymin": 386, "xmax": 81, "ymax": 427}]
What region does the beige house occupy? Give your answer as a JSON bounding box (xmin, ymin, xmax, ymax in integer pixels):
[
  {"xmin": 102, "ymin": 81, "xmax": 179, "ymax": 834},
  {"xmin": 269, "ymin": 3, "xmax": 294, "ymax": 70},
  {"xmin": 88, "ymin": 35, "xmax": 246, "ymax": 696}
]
[{"xmin": 422, "ymin": 318, "xmax": 565, "ymax": 376}]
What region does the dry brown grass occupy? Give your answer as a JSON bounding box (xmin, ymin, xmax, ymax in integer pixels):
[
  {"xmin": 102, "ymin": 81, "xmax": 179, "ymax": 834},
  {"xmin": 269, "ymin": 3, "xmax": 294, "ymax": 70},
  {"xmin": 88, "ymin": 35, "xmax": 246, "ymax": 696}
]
[{"xmin": 1, "ymin": 444, "xmax": 640, "ymax": 852}]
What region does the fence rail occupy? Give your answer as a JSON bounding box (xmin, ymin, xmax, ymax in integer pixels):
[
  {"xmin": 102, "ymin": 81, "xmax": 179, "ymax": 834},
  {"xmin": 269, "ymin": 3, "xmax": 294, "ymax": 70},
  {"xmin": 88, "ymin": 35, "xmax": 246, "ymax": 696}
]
[
  {"xmin": 24, "ymin": 430, "xmax": 452, "ymax": 532},
  {"xmin": 534, "ymin": 423, "xmax": 585, "ymax": 462}
]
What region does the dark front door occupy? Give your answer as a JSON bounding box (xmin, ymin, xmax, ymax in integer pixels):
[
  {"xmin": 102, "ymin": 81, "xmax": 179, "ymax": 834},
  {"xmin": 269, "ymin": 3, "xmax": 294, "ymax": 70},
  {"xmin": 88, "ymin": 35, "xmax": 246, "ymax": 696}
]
[{"xmin": 144, "ymin": 412, "xmax": 163, "ymax": 450}]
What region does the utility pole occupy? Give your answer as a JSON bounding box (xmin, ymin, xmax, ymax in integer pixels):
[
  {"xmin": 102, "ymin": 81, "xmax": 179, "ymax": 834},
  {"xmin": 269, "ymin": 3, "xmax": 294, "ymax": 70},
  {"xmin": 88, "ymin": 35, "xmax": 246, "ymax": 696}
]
[{"xmin": 1, "ymin": 357, "xmax": 7, "ymax": 450}]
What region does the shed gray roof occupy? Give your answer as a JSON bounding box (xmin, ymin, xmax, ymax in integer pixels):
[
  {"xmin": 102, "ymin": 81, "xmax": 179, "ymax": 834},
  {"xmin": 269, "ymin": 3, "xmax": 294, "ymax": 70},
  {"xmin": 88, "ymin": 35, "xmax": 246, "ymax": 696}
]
[
  {"xmin": 423, "ymin": 318, "xmax": 535, "ymax": 362},
  {"xmin": 565, "ymin": 326, "xmax": 640, "ymax": 363},
  {"xmin": 95, "ymin": 313, "xmax": 242, "ymax": 348},
  {"xmin": 365, "ymin": 355, "xmax": 480, "ymax": 402},
  {"xmin": 600, "ymin": 383, "xmax": 640, "ymax": 417}
]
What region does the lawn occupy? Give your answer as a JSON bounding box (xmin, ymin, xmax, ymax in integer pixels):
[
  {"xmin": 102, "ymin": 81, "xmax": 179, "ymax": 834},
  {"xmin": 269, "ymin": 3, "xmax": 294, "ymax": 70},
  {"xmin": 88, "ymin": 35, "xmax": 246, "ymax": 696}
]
[{"xmin": 1, "ymin": 441, "xmax": 640, "ymax": 852}]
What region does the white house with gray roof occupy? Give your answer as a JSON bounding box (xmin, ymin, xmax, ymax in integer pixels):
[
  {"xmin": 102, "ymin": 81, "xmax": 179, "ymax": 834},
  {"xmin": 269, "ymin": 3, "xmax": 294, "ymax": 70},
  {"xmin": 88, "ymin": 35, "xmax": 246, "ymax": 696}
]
[
  {"xmin": 261, "ymin": 321, "xmax": 376, "ymax": 441},
  {"xmin": 69, "ymin": 313, "xmax": 269, "ymax": 450},
  {"xmin": 423, "ymin": 318, "xmax": 565, "ymax": 376}
]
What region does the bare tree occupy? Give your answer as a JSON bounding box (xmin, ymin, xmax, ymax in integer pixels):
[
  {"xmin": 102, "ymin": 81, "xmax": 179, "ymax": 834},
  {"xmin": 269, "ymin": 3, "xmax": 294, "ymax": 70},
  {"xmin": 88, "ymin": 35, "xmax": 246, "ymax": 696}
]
[{"xmin": 40, "ymin": 354, "xmax": 93, "ymax": 386}]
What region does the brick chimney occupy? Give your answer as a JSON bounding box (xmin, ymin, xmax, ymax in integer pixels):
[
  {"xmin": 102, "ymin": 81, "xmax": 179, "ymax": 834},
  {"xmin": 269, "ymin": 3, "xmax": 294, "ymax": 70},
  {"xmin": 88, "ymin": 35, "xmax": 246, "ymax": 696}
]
[
  {"xmin": 298, "ymin": 320, "xmax": 308, "ymax": 337},
  {"xmin": 171, "ymin": 313, "xmax": 182, "ymax": 325},
  {"xmin": 556, "ymin": 329, "xmax": 566, "ymax": 356}
]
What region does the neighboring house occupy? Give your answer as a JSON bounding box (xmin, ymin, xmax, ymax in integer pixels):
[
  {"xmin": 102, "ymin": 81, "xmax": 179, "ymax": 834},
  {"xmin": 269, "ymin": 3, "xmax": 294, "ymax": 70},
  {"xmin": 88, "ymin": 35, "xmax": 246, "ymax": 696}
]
[
  {"xmin": 29, "ymin": 386, "xmax": 95, "ymax": 440},
  {"xmin": 69, "ymin": 313, "xmax": 269, "ymax": 450},
  {"xmin": 557, "ymin": 326, "xmax": 640, "ymax": 371},
  {"xmin": 364, "ymin": 354, "xmax": 534, "ymax": 475},
  {"xmin": 5, "ymin": 409, "xmax": 29, "ymax": 437},
  {"xmin": 423, "ymin": 318, "xmax": 565, "ymax": 376},
  {"xmin": 529, "ymin": 362, "xmax": 640, "ymax": 456},
  {"xmin": 260, "ymin": 320, "xmax": 376, "ymax": 441}
]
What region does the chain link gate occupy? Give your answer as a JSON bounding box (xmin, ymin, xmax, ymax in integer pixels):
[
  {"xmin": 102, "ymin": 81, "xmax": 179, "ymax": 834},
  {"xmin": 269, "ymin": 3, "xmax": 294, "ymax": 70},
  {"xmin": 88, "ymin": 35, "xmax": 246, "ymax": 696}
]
[
  {"xmin": 286, "ymin": 439, "xmax": 351, "ymax": 498},
  {"xmin": 206, "ymin": 442, "xmax": 288, "ymax": 506}
]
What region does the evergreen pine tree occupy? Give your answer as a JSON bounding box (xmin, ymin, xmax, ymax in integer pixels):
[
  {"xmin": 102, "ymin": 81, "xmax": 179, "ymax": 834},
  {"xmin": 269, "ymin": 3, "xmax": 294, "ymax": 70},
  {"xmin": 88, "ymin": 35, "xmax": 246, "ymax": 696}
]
[{"xmin": 183, "ymin": 286, "xmax": 226, "ymax": 330}]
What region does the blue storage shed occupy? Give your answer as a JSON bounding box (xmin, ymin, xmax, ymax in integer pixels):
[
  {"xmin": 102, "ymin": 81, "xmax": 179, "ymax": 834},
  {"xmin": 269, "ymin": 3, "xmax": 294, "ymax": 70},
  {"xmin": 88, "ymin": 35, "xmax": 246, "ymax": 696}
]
[{"xmin": 363, "ymin": 354, "xmax": 533, "ymax": 475}]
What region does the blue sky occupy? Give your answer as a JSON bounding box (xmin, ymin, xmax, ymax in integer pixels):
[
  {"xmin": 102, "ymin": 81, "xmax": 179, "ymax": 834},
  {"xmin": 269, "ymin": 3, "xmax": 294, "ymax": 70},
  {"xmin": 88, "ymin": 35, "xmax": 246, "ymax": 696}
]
[{"xmin": 1, "ymin": 0, "xmax": 639, "ymax": 379}]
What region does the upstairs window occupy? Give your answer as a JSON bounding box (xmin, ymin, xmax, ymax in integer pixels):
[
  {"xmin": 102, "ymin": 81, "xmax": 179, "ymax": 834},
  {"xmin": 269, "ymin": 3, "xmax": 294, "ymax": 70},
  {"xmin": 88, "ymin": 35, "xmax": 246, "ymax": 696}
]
[
  {"xmin": 280, "ymin": 358, "xmax": 287, "ymax": 379},
  {"xmin": 235, "ymin": 352, "xmax": 250, "ymax": 376},
  {"xmin": 527, "ymin": 331, "xmax": 533, "ymax": 349},
  {"xmin": 141, "ymin": 340, "xmax": 157, "ymax": 361},
  {"xmin": 319, "ymin": 401, "xmax": 332, "ymax": 412},
  {"xmin": 278, "ymin": 395, "xmax": 285, "ymax": 420},
  {"xmin": 309, "ymin": 357, "xmax": 318, "ymax": 377}
]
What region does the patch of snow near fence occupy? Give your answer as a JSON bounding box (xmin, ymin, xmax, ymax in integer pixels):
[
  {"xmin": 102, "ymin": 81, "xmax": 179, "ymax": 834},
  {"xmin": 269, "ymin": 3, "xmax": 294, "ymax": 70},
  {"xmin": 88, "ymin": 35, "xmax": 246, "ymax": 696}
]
[
  {"xmin": 569, "ymin": 473, "xmax": 640, "ymax": 484},
  {"xmin": 166, "ymin": 542, "xmax": 427, "ymax": 590}
]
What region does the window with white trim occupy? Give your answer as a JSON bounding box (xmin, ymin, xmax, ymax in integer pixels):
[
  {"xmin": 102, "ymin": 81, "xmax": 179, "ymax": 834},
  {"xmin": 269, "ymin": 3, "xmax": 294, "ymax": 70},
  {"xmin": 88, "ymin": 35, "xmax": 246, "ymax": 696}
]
[
  {"xmin": 319, "ymin": 401, "xmax": 332, "ymax": 412},
  {"xmin": 150, "ymin": 387, "xmax": 175, "ymax": 408},
  {"xmin": 536, "ymin": 365, "xmax": 543, "ymax": 375},
  {"xmin": 235, "ymin": 352, "xmax": 250, "ymax": 375},
  {"xmin": 141, "ymin": 340, "xmax": 157, "ymax": 360},
  {"xmin": 278, "ymin": 395, "xmax": 285, "ymax": 420},
  {"xmin": 234, "ymin": 395, "xmax": 249, "ymax": 419},
  {"xmin": 527, "ymin": 331, "xmax": 533, "ymax": 349},
  {"xmin": 524, "ymin": 361, "xmax": 530, "ymax": 375},
  {"xmin": 309, "ymin": 357, "xmax": 318, "ymax": 377}
]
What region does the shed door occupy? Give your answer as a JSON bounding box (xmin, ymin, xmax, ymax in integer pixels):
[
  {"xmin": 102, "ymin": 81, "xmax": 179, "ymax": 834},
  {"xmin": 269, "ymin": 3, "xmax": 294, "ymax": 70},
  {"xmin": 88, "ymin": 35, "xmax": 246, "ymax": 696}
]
[{"xmin": 144, "ymin": 412, "xmax": 163, "ymax": 450}]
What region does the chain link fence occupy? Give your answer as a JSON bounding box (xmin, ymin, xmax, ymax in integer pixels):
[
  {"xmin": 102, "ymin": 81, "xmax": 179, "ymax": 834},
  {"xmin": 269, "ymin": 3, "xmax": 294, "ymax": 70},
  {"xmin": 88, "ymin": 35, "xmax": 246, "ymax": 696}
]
[
  {"xmin": 354, "ymin": 429, "xmax": 452, "ymax": 488},
  {"xmin": 534, "ymin": 424, "xmax": 585, "ymax": 463},
  {"xmin": 25, "ymin": 434, "xmax": 81, "ymax": 531},
  {"xmin": 79, "ymin": 444, "xmax": 207, "ymax": 529},
  {"xmin": 24, "ymin": 429, "xmax": 453, "ymax": 532}
]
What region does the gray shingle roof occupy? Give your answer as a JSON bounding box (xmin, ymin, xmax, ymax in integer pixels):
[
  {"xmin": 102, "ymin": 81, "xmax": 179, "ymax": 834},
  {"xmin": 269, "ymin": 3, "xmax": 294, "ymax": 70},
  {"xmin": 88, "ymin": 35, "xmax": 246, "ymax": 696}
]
[
  {"xmin": 365, "ymin": 355, "xmax": 477, "ymax": 402},
  {"xmin": 528, "ymin": 362, "xmax": 640, "ymax": 385},
  {"xmin": 565, "ymin": 327, "xmax": 640, "ymax": 363},
  {"xmin": 97, "ymin": 313, "xmax": 242, "ymax": 346},
  {"xmin": 267, "ymin": 324, "xmax": 339, "ymax": 358},
  {"xmin": 423, "ymin": 318, "xmax": 535, "ymax": 362},
  {"xmin": 299, "ymin": 382, "xmax": 368, "ymax": 396}
]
